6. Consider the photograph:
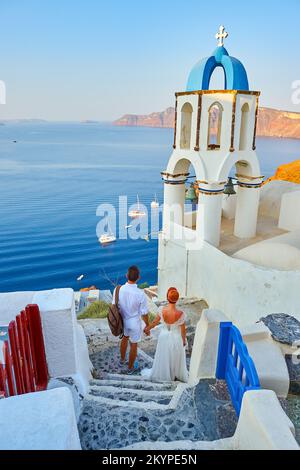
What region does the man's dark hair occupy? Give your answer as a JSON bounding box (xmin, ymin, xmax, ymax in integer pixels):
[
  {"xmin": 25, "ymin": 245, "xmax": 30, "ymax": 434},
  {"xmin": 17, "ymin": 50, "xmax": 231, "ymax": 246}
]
[{"xmin": 127, "ymin": 265, "xmax": 140, "ymax": 282}]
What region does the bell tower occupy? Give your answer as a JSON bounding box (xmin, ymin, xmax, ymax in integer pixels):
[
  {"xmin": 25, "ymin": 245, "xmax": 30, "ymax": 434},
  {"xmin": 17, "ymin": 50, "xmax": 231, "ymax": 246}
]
[{"xmin": 162, "ymin": 26, "xmax": 263, "ymax": 248}]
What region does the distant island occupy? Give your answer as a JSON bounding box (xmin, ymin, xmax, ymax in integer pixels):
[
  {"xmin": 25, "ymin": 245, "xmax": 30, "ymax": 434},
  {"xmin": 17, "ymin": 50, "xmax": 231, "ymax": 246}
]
[{"xmin": 114, "ymin": 106, "xmax": 300, "ymax": 140}]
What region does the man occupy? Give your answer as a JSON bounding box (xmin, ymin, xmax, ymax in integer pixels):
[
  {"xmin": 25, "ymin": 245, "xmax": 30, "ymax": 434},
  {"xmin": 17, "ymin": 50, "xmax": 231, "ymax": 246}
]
[{"xmin": 113, "ymin": 266, "xmax": 149, "ymax": 374}]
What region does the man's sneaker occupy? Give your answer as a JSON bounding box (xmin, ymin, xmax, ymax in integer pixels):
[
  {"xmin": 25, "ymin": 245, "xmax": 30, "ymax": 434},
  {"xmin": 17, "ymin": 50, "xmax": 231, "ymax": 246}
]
[
  {"xmin": 118, "ymin": 359, "xmax": 126, "ymax": 368},
  {"xmin": 126, "ymin": 360, "xmax": 140, "ymax": 375}
]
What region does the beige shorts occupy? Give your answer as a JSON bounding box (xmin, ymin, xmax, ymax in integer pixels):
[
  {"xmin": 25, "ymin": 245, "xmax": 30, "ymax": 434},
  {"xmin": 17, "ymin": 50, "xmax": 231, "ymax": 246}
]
[{"xmin": 123, "ymin": 318, "xmax": 144, "ymax": 343}]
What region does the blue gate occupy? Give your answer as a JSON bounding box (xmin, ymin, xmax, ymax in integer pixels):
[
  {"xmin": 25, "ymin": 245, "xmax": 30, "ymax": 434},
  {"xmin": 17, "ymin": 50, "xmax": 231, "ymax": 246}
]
[{"xmin": 216, "ymin": 322, "xmax": 261, "ymax": 416}]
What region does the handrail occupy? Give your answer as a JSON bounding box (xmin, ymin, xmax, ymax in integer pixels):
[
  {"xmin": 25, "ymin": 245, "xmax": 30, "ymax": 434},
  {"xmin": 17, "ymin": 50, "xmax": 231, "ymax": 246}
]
[
  {"xmin": 216, "ymin": 322, "xmax": 260, "ymax": 416},
  {"xmin": 0, "ymin": 304, "xmax": 48, "ymax": 398}
]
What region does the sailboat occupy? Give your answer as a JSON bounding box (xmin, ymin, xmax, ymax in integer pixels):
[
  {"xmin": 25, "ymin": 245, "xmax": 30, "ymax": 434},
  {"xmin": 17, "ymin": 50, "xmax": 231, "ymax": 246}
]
[
  {"xmin": 99, "ymin": 219, "xmax": 117, "ymax": 245},
  {"xmin": 128, "ymin": 195, "xmax": 146, "ymax": 218},
  {"xmin": 151, "ymin": 193, "xmax": 159, "ymax": 209}
]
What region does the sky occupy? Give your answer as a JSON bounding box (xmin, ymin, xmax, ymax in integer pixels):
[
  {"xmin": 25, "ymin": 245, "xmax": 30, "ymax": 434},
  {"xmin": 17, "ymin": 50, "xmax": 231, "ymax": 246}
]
[{"xmin": 0, "ymin": 0, "xmax": 299, "ymax": 121}]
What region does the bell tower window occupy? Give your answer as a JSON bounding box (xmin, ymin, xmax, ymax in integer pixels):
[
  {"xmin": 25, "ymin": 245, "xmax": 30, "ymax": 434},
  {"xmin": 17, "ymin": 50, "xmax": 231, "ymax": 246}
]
[
  {"xmin": 180, "ymin": 103, "xmax": 193, "ymax": 150},
  {"xmin": 207, "ymin": 102, "xmax": 223, "ymax": 150},
  {"xmin": 239, "ymin": 103, "xmax": 250, "ymax": 150}
]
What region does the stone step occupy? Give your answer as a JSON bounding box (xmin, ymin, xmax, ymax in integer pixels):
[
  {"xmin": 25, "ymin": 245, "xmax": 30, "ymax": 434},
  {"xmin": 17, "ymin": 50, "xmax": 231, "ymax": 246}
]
[
  {"xmin": 85, "ymin": 392, "xmax": 170, "ymax": 411},
  {"xmin": 106, "ymin": 372, "xmax": 153, "ymax": 382},
  {"xmin": 78, "ymin": 379, "xmax": 237, "ymax": 451},
  {"xmin": 85, "ymin": 382, "xmax": 188, "ymax": 411},
  {"xmin": 78, "ymin": 386, "xmax": 205, "ymax": 450},
  {"xmin": 90, "ymin": 378, "xmax": 177, "ymax": 392},
  {"xmin": 89, "ymin": 385, "xmax": 174, "ymax": 405}
]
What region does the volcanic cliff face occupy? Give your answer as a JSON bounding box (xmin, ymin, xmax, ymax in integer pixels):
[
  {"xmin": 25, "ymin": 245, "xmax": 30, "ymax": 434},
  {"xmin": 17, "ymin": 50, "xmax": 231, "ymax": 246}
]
[
  {"xmin": 257, "ymin": 108, "xmax": 300, "ymax": 139},
  {"xmin": 114, "ymin": 107, "xmax": 175, "ymax": 128},
  {"xmin": 114, "ymin": 106, "xmax": 300, "ymax": 139}
]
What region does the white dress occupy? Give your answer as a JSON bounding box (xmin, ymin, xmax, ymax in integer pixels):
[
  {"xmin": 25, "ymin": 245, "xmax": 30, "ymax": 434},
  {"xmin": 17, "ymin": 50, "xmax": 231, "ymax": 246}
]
[{"xmin": 141, "ymin": 309, "xmax": 189, "ymax": 383}]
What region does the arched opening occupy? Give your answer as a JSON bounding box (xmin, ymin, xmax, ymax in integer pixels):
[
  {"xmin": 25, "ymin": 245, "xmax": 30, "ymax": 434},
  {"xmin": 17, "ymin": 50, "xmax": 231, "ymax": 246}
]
[
  {"xmin": 208, "ymin": 66, "xmax": 226, "ymax": 90},
  {"xmin": 220, "ymin": 158, "xmax": 263, "ymax": 251},
  {"xmin": 239, "ymin": 103, "xmax": 250, "ymax": 151},
  {"xmin": 180, "ymin": 103, "xmax": 193, "ymax": 150},
  {"xmin": 207, "ymin": 102, "xmax": 223, "ymax": 150}
]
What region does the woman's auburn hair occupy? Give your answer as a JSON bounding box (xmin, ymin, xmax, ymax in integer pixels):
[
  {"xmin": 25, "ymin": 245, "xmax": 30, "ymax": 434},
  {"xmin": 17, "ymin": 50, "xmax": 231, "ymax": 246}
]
[{"xmin": 167, "ymin": 287, "xmax": 179, "ymax": 304}]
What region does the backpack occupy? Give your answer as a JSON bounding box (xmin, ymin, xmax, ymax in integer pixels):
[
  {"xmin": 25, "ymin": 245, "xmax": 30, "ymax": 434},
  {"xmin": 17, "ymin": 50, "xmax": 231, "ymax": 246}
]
[{"xmin": 108, "ymin": 285, "xmax": 124, "ymax": 338}]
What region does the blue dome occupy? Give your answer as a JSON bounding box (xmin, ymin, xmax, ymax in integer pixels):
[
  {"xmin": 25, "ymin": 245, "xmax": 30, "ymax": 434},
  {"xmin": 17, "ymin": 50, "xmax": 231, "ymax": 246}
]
[{"xmin": 187, "ymin": 46, "xmax": 249, "ymax": 92}]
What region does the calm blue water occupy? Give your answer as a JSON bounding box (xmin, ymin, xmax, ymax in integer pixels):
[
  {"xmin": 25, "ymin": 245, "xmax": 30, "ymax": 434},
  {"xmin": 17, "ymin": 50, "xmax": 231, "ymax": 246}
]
[{"xmin": 0, "ymin": 122, "xmax": 299, "ymax": 293}]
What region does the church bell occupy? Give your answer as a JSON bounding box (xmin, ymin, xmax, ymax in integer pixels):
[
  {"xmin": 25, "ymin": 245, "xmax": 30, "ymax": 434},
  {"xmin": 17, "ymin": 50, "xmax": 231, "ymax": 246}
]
[
  {"xmin": 223, "ymin": 177, "xmax": 236, "ymax": 197},
  {"xmin": 185, "ymin": 183, "xmax": 197, "ymax": 202}
]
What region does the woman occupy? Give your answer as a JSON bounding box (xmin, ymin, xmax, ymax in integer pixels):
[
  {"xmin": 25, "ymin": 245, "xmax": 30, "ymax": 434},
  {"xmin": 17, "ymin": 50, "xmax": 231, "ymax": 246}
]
[{"xmin": 142, "ymin": 287, "xmax": 188, "ymax": 383}]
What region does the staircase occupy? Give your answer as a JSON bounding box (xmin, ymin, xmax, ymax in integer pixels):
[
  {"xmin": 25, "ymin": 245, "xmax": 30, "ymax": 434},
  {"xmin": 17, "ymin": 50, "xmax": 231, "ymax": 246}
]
[
  {"xmin": 79, "ymin": 372, "xmax": 196, "ymax": 450},
  {"xmin": 78, "ymin": 298, "xmax": 236, "ymax": 450}
]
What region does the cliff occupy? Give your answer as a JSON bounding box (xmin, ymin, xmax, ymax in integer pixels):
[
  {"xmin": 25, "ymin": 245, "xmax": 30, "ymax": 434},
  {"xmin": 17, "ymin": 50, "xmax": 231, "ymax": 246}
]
[
  {"xmin": 257, "ymin": 108, "xmax": 300, "ymax": 139},
  {"xmin": 114, "ymin": 106, "xmax": 300, "ymax": 139},
  {"xmin": 265, "ymin": 160, "xmax": 300, "ymax": 185},
  {"xmin": 114, "ymin": 107, "xmax": 175, "ymax": 128}
]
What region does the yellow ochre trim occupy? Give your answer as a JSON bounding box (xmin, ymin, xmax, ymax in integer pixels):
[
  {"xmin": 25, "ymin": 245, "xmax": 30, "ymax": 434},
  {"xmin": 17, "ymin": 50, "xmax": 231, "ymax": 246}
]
[{"xmin": 175, "ymin": 90, "xmax": 261, "ymax": 97}]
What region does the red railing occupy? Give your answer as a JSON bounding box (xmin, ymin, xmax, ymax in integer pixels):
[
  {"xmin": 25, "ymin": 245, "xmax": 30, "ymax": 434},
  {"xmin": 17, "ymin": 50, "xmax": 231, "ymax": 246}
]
[{"xmin": 0, "ymin": 304, "xmax": 48, "ymax": 398}]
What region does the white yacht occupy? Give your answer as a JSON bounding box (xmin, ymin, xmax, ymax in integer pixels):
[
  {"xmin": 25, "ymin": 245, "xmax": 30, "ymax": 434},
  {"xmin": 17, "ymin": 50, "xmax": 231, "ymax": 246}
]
[
  {"xmin": 99, "ymin": 233, "xmax": 117, "ymax": 245},
  {"xmin": 99, "ymin": 220, "xmax": 117, "ymax": 245},
  {"xmin": 151, "ymin": 193, "xmax": 159, "ymax": 209}
]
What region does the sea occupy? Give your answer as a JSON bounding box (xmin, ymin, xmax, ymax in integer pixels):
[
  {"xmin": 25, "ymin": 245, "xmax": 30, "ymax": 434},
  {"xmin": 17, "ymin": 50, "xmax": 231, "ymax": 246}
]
[{"xmin": 0, "ymin": 122, "xmax": 299, "ymax": 294}]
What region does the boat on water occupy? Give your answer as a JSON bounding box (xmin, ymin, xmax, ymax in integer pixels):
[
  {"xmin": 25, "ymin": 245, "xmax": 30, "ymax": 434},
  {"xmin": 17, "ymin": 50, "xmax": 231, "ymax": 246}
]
[
  {"xmin": 151, "ymin": 193, "xmax": 159, "ymax": 209},
  {"xmin": 99, "ymin": 220, "xmax": 117, "ymax": 245},
  {"xmin": 128, "ymin": 195, "xmax": 146, "ymax": 218}
]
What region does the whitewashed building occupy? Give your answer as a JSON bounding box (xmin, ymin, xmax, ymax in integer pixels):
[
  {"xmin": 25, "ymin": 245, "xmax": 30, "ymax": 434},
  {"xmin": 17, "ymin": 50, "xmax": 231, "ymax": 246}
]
[{"xmin": 158, "ymin": 27, "xmax": 300, "ymax": 325}]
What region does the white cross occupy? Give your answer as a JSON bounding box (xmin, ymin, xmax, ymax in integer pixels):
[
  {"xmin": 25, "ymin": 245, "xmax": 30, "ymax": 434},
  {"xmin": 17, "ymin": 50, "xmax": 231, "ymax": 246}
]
[{"xmin": 215, "ymin": 25, "xmax": 229, "ymax": 47}]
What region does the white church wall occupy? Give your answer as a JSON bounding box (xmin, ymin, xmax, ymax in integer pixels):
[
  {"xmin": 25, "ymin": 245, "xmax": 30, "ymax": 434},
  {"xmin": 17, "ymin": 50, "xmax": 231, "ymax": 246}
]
[
  {"xmin": 259, "ymin": 180, "xmax": 300, "ymax": 220},
  {"xmin": 0, "ymin": 388, "xmax": 81, "ymax": 450},
  {"xmin": 188, "ymin": 241, "xmax": 300, "ymax": 325},
  {"xmin": 279, "ymin": 190, "xmax": 300, "ymax": 231},
  {"xmin": 158, "ymin": 234, "xmax": 300, "ymax": 326},
  {"xmin": 184, "ymin": 210, "xmax": 197, "ymax": 228},
  {"xmin": 158, "ymin": 235, "xmax": 188, "ymax": 299},
  {"xmin": 233, "ymin": 237, "xmax": 300, "ymax": 271}
]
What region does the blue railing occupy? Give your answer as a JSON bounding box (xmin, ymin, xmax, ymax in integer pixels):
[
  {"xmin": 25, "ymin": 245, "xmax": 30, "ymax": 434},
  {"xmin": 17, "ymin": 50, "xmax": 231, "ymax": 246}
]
[{"xmin": 216, "ymin": 322, "xmax": 261, "ymax": 416}]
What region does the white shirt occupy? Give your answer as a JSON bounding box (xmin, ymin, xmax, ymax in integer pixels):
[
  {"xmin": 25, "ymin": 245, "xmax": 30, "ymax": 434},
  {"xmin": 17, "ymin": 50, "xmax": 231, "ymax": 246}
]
[{"xmin": 113, "ymin": 282, "xmax": 148, "ymax": 324}]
